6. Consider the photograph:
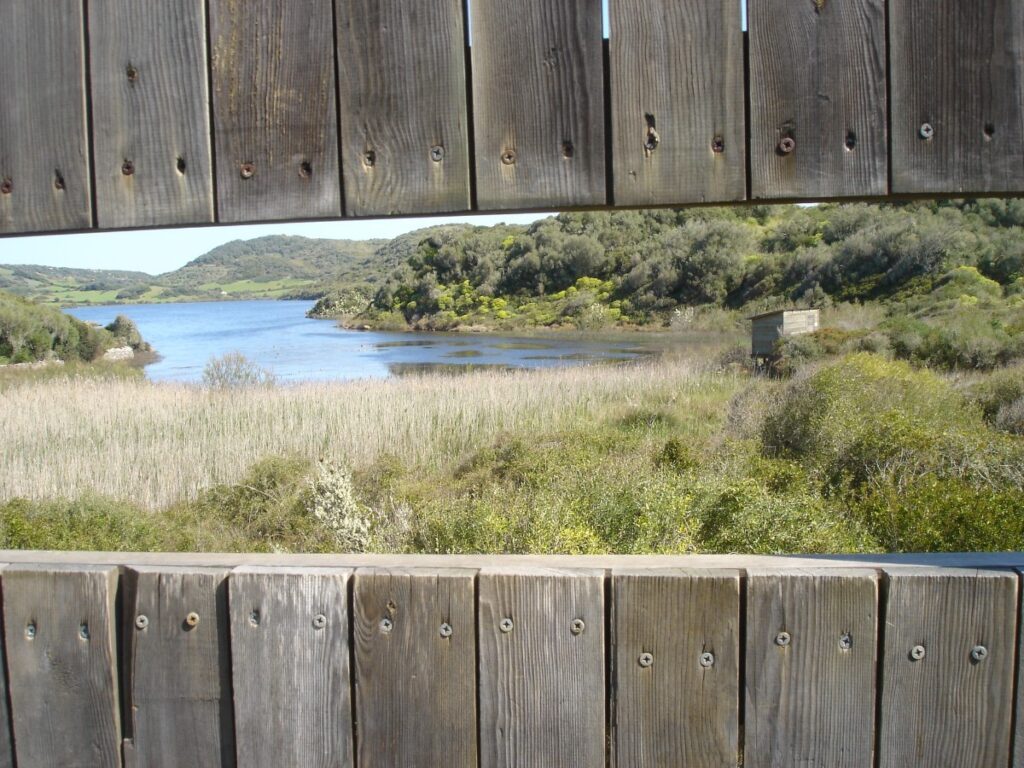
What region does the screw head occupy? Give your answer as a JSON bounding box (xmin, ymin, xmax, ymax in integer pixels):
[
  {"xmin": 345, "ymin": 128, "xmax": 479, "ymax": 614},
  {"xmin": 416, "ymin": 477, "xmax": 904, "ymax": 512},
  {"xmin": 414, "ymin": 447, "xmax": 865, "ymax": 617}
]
[
  {"xmin": 312, "ymin": 614, "xmax": 327, "ymax": 630},
  {"xmin": 910, "ymin": 644, "xmax": 926, "ymax": 661},
  {"xmin": 380, "ymin": 617, "xmax": 393, "ymax": 633},
  {"xmin": 499, "ymin": 617, "xmax": 514, "ymax": 633},
  {"xmin": 135, "ymin": 615, "xmax": 149, "ymax": 630},
  {"xmin": 249, "ymin": 610, "xmax": 260, "ymax": 627},
  {"xmin": 126, "ymin": 64, "xmax": 139, "ymax": 82},
  {"xmin": 500, "ymin": 149, "xmax": 517, "ymax": 166},
  {"xmin": 240, "ymin": 163, "xmax": 256, "ymax": 179},
  {"xmin": 699, "ymin": 652, "xmax": 715, "ymax": 668},
  {"xmin": 839, "ymin": 633, "xmax": 853, "ymax": 651},
  {"xmin": 711, "ymin": 136, "xmax": 725, "ymax": 154},
  {"xmin": 919, "ymin": 123, "xmax": 935, "ymax": 140},
  {"xmin": 54, "ymin": 172, "xmax": 66, "ymax": 191},
  {"xmin": 638, "ymin": 652, "xmax": 654, "ymax": 668},
  {"xmin": 777, "ymin": 137, "xmax": 796, "ymax": 155},
  {"xmin": 775, "ymin": 631, "xmax": 792, "ymax": 647},
  {"xmin": 298, "ymin": 161, "xmax": 312, "ymax": 179},
  {"xmin": 971, "ymin": 645, "xmax": 988, "ymax": 662},
  {"xmin": 185, "ymin": 612, "xmax": 200, "ymax": 628},
  {"xmin": 121, "ymin": 160, "xmax": 135, "ymax": 176},
  {"xmin": 0, "ymin": 178, "xmax": 11, "ymax": 195},
  {"xmin": 430, "ymin": 145, "xmax": 445, "ymax": 162},
  {"xmin": 79, "ymin": 623, "xmax": 90, "ymax": 640},
  {"xmin": 363, "ymin": 150, "xmax": 377, "ymax": 168},
  {"xmin": 439, "ymin": 622, "xmax": 453, "ymax": 638},
  {"xmin": 570, "ymin": 618, "xmax": 586, "ymax": 636},
  {"xmin": 24, "ymin": 622, "xmax": 36, "ymax": 639}
]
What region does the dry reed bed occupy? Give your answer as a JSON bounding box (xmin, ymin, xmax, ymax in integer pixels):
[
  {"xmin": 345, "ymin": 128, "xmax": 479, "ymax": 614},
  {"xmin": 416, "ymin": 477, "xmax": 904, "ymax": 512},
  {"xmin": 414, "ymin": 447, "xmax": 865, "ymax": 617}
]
[{"xmin": 0, "ymin": 360, "xmax": 723, "ymax": 509}]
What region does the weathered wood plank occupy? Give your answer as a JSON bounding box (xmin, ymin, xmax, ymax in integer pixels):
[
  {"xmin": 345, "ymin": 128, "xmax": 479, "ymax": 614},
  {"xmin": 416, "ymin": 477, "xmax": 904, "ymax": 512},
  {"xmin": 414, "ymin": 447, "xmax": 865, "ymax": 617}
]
[
  {"xmin": 209, "ymin": 0, "xmax": 341, "ymax": 223},
  {"xmin": 470, "ymin": 0, "xmax": 605, "ymax": 209},
  {"xmin": 336, "ymin": 0, "xmax": 470, "ymax": 216},
  {"xmin": 612, "ymin": 569, "xmax": 740, "ymax": 767},
  {"xmin": 0, "ymin": 1, "xmax": 91, "ymax": 234},
  {"xmin": 478, "ymin": 568, "xmax": 605, "ymax": 767},
  {"xmin": 748, "ymin": 0, "xmax": 887, "ymax": 199},
  {"xmin": 745, "ymin": 568, "xmax": 878, "ymax": 768},
  {"xmin": 88, "ymin": 0, "xmax": 214, "ymax": 229},
  {"xmin": 229, "ymin": 567, "xmax": 353, "ymax": 768},
  {"xmin": 353, "ymin": 568, "xmax": 477, "ymax": 767},
  {"xmin": 890, "ymin": 0, "xmax": 1024, "ymax": 194},
  {"xmin": 609, "ymin": 0, "xmax": 745, "ymax": 205},
  {"xmin": 2, "ymin": 565, "xmax": 121, "ymax": 768},
  {"xmin": 0, "ymin": 568, "xmax": 15, "ymax": 768},
  {"xmin": 1015, "ymin": 569, "xmax": 1024, "ymax": 768},
  {"xmin": 122, "ymin": 567, "xmax": 234, "ymax": 768},
  {"xmin": 878, "ymin": 568, "xmax": 1018, "ymax": 768}
]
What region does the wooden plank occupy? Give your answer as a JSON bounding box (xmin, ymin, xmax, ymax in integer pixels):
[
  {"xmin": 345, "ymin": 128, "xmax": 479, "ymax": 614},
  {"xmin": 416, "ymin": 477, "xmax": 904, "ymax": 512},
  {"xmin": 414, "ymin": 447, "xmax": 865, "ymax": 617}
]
[
  {"xmin": 2, "ymin": 565, "xmax": 121, "ymax": 768},
  {"xmin": 609, "ymin": 0, "xmax": 745, "ymax": 206},
  {"xmin": 612, "ymin": 569, "xmax": 740, "ymax": 767},
  {"xmin": 748, "ymin": 0, "xmax": 887, "ymax": 199},
  {"xmin": 209, "ymin": 0, "xmax": 341, "ymax": 223},
  {"xmin": 1015, "ymin": 569, "xmax": 1024, "ymax": 768},
  {"xmin": 122, "ymin": 567, "xmax": 234, "ymax": 768},
  {"xmin": 878, "ymin": 568, "xmax": 1018, "ymax": 768},
  {"xmin": 745, "ymin": 568, "xmax": 878, "ymax": 768},
  {"xmin": 478, "ymin": 568, "xmax": 605, "ymax": 767},
  {"xmin": 0, "ymin": 568, "xmax": 15, "ymax": 768},
  {"xmin": 0, "ymin": 0, "xmax": 91, "ymax": 234},
  {"xmin": 470, "ymin": 0, "xmax": 605, "ymax": 210},
  {"xmin": 336, "ymin": 0, "xmax": 470, "ymax": 216},
  {"xmin": 890, "ymin": 0, "xmax": 1024, "ymax": 194},
  {"xmin": 352, "ymin": 568, "xmax": 477, "ymax": 767},
  {"xmin": 229, "ymin": 567, "xmax": 353, "ymax": 768},
  {"xmin": 88, "ymin": 0, "xmax": 214, "ymax": 229}
]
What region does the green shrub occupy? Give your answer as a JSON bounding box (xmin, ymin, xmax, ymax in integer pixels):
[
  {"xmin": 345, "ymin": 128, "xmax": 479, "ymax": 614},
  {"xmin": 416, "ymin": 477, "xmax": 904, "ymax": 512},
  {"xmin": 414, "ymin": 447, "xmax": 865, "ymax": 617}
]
[
  {"xmin": 0, "ymin": 496, "xmax": 164, "ymax": 551},
  {"xmin": 202, "ymin": 352, "xmax": 277, "ymax": 389},
  {"xmin": 655, "ymin": 438, "xmax": 699, "ymax": 472}
]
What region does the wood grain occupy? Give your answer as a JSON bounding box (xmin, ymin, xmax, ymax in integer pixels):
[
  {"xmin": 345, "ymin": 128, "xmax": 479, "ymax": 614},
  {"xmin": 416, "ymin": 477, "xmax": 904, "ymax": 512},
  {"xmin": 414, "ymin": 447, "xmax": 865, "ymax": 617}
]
[
  {"xmin": 2, "ymin": 565, "xmax": 121, "ymax": 768},
  {"xmin": 745, "ymin": 568, "xmax": 878, "ymax": 768},
  {"xmin": 878, "ymin": 568, "xmax": 1018, "ymax": 768},
  {"xmin": 336, "ymin": 0, "xmax": 470, "ymax": 216},
  {"xmin": 890, "ymin": 0, "xmax": 1024, "ymax": 193},
  {"xmin": 209, "ymin": 0, "xmax": 341, "ymax": 223},
  {"xmin": 478, "ymin": 568, "xmax": 605, "ymax": 767},
  {"xmin": 470, "ymin": 0, "xmax": 605, "ymax": 209},
  {"xmin": 122, "ymin": 567, "xmax": 234, "ymax": 768},
  {"xmin": 748, "ymin": 0, "xmax": 887, "ymax": 199},
  {"xmin": 352, "ymin": 568, "xmax": 477, "ymax": 767},
  {"xmin": 229, "ymin": 567, "xmax": 353, "ymax": 768},
  {"xmin": 88, "ymin": 0, "xmax": 214, "ymax": 228},
  {"xmin": 609, "ymin": 0, "xmax": 745, "ymax": 205},
  {"xmin": 0, "ymin": 568, "xmax": 15, "ymax": 768},
  {"xmin": 0, "ymin": 0, "xmax": 91, "ymax": 234},
  {"xmin": 612, "ymin": 569, "xmax": 740, "ymax": 767}
]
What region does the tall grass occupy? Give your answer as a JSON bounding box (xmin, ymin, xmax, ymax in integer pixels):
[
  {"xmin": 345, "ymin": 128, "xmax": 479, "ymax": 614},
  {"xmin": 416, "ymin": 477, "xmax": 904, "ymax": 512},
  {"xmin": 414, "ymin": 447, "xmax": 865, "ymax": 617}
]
[{"xmin": 0, "ymin": 360, "xmax": 731, "ymax": 509}]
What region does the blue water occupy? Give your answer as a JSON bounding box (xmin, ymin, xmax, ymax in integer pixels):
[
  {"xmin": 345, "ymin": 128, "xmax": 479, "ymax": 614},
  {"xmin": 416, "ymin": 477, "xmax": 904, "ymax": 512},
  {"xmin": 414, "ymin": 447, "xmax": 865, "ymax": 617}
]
[{"xmin": 67, "ymin": 300, "xmax": 660, "ymax": 383}]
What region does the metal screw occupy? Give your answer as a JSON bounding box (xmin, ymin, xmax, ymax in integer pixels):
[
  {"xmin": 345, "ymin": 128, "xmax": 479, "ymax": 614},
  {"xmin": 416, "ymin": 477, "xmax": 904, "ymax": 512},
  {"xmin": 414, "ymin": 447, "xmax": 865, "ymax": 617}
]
[
  {"xmin": 839, "ymin": 633, "xmax": 853, "ymax": 651},
  {"xmin": 845, "ymin": 132, "xmax": 857, "ymax": 151},
  {"xmin": 54, "ymin": 171, "xmax": 66, "ymax": 190},
  {"xmin": 312, "ymin": 614, "xmax": 327, "ymax": 630},
  {"xmin": 430, "ymin": 145, "xmax": 445, "ymax": 163},
  {"xmin": 778, "ymin": 137, "xmax": 796, "ymax": 155},
  {"xmin": 562, "ymin": 140, "xmax": 575, "ymax": 159},
  {"xmin": 363, "ymin": 150, "xmax": 376, "ymax": 168},
  {"xmin": 126, "ymin": 64, "xmax": 139, "ymax": 82},
  {"xmin": 240, "ymin": 163, "xmax": 256, "ymax": 179},
  {"xmin": 1, "ymin": 178, "xmax": 12, "ymax": 195},
  {"xmin": 249, "ymin": 610, "xmax": 260, "ymax": 627},
  {"xmin": 501, "ymin": 149, "xmax": 517, "ymax": 166},
  {"xmin": 711, "ymin": 136, "xmax": 725, "ymax": 154},
  {"xmin": 499, "ymin": 617, "xmax": 514, "ymax": 633},
  {"xmin": 919, "ymin": 123, "xmax": 934, "ymax": 140},
  {"xmin": 571, "ymin": 619, "xmax": 585, "ymax": 636},
  {"xmin": 439, "ymin": 622, "xmax": 453, "ymax": 638},
  {"xmin": 971, "ymin": 645, "xmax": 988, "ymax": 663},
  {"xmin": 699, "ymin": 652, "xmax": 715, "ymax": 668},
  {"xmin": 380, "ymin": 617, "xmax": 393, "ymax": 633},
  {"xmin": 775, "ymin": 631, "xmax": 792, "ymax": 647},
  {"xmin": 121, "ymin": 160, "xmax": 135, "ymax": 176},
  {"xmin": 910, "ymin": 644, "xmax": 926, "ymax": 661},
  {"xmin": 185, "ymin": 612, "xmax": 200, "ymax": 628},
  {"xmin": 25, "ymin": 622, "xmax": 36, "ymax": 640},
  {"xmin": 298, "ymin": 161, "xmax": 312, "ymax": 179},
  {"xmin": 79, "ymin": 623, "xmax": 90, "ymax": 640},
  {"xmin": 983, "ymin": 123, "xmax": 996, "ymax": 139},
  {"xmin": 638, "ymin": 652, "xmax": 654, "ymax": 668},
  {"xmin": 135, "ymin": 615, "xmax": 149, "ymax": 630}
]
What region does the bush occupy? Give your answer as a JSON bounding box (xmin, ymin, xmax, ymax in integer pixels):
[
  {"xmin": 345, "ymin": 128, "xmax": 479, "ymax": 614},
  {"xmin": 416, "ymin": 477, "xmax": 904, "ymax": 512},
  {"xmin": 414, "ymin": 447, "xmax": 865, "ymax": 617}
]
[
  {"xmin": 996, "ymin": 397, "xmax": 1024, "ymax": 435},
  {"xmin": 303, "ymin": 460, "xmax": 372, "ymax": 551},
  {"xmin": 202, "ymin": 352, "xmax": 276, "ymax": 389}
]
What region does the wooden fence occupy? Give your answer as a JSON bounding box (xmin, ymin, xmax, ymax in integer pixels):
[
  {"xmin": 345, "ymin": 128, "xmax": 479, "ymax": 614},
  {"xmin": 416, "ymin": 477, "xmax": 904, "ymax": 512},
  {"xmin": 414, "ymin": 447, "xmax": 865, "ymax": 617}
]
[
  {"xmin": 1, "ymin": 0, "xmax": 1022, "ymax": 236},
  {"xmin": 0, "ymin": 551, "xmax": 1021, "ymax": 766}
]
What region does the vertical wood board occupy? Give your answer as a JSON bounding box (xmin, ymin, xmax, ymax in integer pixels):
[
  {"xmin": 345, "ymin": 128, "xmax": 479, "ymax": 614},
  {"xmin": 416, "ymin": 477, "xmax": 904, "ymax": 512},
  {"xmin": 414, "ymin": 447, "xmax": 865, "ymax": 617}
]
[
  {"xmin": 612, "ymin": 569, "xmax": 740, "ymax": 768},
  {"xmin": 470, "ymin": 0, "xmax": 606, "ymax": 209},
  {"xmin": 336, "ymin": 0, "xmax": 470, "ymax": 215},
  {"xmin": 609, "ymin": 0, "xmax": 745, "ymax": 205},
  {"xmin": 878, "ymin": 568, "xmax": 1018, "ymax": 768},
  {"xmin": 229, "ymin": 567, "xmax": 353, "ymax": 768},
  {"xmin": 0, "ymin": 0, "xmax": 92, "ymax": 233},
  {"xmin": 478, "ymin": 568, "xmax": 605, "ymax": 768},
  {"xmin": 122, "ymin": 567, "xmax": 234, "ymax": 768},
  {"xmin": 209, "ymin": 0, "xmax": 341, "ymax": 222},
  {"xmin": 353, "ymin": 568, "xmax": 477, "ymax": 767},
  {"xmin": 2, "ymin": 565, "xmax": 121, "ymax": 768},
  {"xmin": 745, "ymin": 568, "xmax": 878, "ymax": 768},
  {"xmin": 890, "ymin": 0, "xmax": 1024, "ymax": 193},
  {"xmin": 748, "ymin": 0, "xmax": 887, "ymax": 198},
  {"xmin": 0, "ymin": 567, "xmax": 15, "ymax": 768},
  {"xmin": 88, "ymin": 0, "xmax": 215, "ymax": 228}
]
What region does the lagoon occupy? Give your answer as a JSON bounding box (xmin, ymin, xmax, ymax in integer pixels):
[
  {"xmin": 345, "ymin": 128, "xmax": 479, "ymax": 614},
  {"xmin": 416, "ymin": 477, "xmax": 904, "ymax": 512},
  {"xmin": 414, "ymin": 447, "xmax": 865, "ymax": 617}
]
[{"xmin": 67, "ymin": 300, "xmax": 668, "ymax": 383}]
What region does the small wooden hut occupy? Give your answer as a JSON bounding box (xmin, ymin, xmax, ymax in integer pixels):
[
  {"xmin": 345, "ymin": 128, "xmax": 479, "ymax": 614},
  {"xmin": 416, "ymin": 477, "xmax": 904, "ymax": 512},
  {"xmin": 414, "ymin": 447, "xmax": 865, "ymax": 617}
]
[{"xmin": 750, "ymin": 309, "xmax": 821, "ymax": 364}]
